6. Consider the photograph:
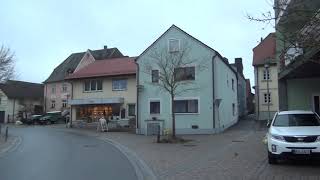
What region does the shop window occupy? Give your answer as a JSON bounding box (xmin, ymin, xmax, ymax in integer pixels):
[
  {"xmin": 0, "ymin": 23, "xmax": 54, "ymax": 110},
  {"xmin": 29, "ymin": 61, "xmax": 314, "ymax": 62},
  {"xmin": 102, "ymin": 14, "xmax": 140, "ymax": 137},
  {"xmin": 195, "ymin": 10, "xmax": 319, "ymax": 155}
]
[
  {"xmin": 150, "ymin": 101, "xmax": 160, "ymax": 114},
  {"xmin": 112, "ymin": 79, "xmax": 127, "ymax": 91},
  {"xmin": 174, "ymin": 99, "xmax": 198, "ymax": 113}
]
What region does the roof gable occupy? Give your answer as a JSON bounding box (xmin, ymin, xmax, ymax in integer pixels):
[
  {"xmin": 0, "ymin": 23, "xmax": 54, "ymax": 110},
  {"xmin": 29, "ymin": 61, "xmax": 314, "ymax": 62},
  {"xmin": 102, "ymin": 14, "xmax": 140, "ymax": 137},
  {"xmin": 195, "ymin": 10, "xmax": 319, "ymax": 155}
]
[
  {"xmin": 44, "ymin": 48, "xmax": 124, "ymax": 83},
  {"xmin": 135, "ymin": 24, "xmax": 237, "ymax": 75}
]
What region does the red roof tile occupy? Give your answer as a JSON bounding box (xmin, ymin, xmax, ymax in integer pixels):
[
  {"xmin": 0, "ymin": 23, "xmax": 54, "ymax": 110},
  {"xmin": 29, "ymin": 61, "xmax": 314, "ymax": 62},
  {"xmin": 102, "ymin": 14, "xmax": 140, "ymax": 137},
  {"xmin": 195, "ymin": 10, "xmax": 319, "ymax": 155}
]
[
  {"xmin": 252, "ymin": 33, "xmax": 276, "ymax": 66},
  {"xmin": 65, "ymin": 57, "xmax": 136, "ymax": 79}
]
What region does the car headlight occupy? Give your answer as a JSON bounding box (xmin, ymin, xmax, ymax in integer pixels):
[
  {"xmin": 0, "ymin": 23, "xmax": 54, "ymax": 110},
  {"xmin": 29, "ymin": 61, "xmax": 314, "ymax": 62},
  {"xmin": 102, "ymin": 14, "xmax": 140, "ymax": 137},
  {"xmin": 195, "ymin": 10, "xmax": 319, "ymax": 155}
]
[{"xmin": 271, "ymin": 134, "xmax": 285, "ymax": 141}]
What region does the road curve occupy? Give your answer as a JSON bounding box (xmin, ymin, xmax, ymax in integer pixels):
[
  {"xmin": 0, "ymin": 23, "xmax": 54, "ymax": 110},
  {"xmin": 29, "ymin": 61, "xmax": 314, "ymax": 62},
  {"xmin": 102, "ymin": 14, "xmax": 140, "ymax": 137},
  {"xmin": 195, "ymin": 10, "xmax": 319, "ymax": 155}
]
[{"xmin": 0, "ymin": 126, "xmax": 137, "ymax": 180}]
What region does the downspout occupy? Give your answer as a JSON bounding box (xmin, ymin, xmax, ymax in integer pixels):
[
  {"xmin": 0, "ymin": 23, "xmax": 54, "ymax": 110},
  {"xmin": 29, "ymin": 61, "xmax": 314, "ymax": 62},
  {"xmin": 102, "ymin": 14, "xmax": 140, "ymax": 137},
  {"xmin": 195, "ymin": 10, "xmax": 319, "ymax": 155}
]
[
  {"xmin": 13, "ymin": 99, "xmax": 16, "ymax": 122},
  {"xmin": 70, "ymin": 82, "xmax": 73, "ymax": 128},
  {"xmin": 256, "ymin": 67, "xmax": 260, "ymax": 120},
  {"xmin": 44, "ymin": 84, "xmax": 47, "ymax": 113},
  {"xmin": 212, "ymin": 54, "xmax": 218, "ymax": 129},
  {"xmin": 135, "ymin": 62, "xmax": 140, "ymax": 132}
]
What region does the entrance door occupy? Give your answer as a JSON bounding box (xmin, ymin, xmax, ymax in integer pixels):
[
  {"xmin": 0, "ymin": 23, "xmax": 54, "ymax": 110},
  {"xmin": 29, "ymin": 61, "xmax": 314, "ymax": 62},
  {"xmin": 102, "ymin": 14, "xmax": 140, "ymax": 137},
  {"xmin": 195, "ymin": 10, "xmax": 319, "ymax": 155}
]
[
  {"xmin": 0, "ymin": 111, "xmax": 5, "ymax": 123},
  {"xmin": 313, "ymin": 95, "xmax": 320, "ymax": 115}
]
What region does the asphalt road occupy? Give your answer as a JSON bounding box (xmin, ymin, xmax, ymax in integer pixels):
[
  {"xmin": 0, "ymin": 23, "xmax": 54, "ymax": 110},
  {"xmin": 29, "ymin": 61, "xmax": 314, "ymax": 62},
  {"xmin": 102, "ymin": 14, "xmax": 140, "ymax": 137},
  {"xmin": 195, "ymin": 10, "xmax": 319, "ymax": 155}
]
[{"xmin": 0, "ymin": 126, "xmax": 138, "ymax": 180}]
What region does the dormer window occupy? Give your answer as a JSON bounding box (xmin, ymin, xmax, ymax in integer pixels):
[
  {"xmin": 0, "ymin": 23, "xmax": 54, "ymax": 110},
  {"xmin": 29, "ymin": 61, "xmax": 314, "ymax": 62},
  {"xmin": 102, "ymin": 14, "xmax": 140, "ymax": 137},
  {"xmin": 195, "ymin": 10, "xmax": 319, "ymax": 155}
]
[{"xmin": 168, "ymin": 39, "xmax": 180, "ymax": 52}]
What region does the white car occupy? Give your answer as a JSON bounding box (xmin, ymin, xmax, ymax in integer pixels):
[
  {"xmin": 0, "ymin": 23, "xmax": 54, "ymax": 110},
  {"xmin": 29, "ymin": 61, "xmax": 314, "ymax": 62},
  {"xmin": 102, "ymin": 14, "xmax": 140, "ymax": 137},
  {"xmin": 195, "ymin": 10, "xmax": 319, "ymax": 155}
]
[{"xmin": 267, "ymin": 110, "xmax": 320, "ymax": 164}]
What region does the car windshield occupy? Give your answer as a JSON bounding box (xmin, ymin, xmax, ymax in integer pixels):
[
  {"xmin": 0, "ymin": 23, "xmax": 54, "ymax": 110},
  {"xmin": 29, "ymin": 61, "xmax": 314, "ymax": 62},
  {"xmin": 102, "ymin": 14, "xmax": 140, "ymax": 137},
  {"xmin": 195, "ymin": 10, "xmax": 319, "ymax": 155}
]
[{"xmin": 273, "ymin": 113, "xmax": 320, "ymax": 127}]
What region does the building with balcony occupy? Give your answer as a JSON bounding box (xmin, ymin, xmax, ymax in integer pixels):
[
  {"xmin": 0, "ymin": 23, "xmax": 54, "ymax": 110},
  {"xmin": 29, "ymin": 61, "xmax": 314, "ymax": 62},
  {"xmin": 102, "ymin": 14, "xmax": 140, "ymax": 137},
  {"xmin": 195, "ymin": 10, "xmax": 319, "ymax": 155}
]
[{"xmin": 275, "ymin": 0, "xmax": 320, "ymax": 114}]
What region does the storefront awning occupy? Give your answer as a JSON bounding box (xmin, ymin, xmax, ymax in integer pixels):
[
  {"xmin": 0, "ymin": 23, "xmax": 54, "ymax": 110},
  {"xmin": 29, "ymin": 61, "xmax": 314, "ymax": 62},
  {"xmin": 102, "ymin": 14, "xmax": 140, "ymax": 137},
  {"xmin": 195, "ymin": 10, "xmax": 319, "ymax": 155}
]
[{"xmin": 68, "ymin": 97, "xmax": 124, "ymax": 105}]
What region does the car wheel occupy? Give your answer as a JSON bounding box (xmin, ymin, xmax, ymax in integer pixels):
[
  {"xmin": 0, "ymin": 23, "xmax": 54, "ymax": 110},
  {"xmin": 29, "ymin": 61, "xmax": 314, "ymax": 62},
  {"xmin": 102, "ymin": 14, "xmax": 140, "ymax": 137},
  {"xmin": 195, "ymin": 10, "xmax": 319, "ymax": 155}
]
[{"xmin": 268, "ymin": 152, "xmax": 278, "ymax": 165}]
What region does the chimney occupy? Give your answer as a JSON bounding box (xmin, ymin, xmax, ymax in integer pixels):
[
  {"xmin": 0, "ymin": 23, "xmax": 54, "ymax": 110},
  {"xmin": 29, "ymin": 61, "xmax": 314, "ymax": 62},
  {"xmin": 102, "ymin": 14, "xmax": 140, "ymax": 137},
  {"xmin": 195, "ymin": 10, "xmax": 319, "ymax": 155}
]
[
  {"xmin": 261, "ymin": 37, "xmax": 263, "ymax": 42},
  {"xmin": 104, "ymin": 45, "xmax": 108, "ymax": 49},
  {"xmin": 235, "ymin": 58, "xmax": 243, "ymax": 75}
]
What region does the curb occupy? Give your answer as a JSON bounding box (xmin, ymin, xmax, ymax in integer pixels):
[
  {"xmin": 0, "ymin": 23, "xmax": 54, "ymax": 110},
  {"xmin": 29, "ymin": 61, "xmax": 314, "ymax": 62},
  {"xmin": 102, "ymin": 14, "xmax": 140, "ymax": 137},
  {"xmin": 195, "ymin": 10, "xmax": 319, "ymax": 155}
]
[
  {"xmin": 100, "ymin": 137, "xmax": 157, "ymax": 180},
  {"xmin": 0, "ymin": 136, "xmax": 22, "ymax": 158}
]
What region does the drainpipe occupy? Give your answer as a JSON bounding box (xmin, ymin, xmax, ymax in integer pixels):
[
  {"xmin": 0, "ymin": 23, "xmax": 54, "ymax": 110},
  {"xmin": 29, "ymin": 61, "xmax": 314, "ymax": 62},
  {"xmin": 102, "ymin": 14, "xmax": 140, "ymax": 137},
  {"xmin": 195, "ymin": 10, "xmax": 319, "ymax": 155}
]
[
  {"xmin": 12, "ymin": 99, "xmax": 16, "ymax": 122},
  {"xmin": 256, "ymin": 66, "xmax": 260, "ymax": 120},
  {"xmin": 70, "ymin": 82, "xmax": 73, "ymax": 128},
  {"xmin": 212, "ymin": 54, "xmax": 218, "ymax": 129},
  {"xmin": 135, "ymin": 62, "xmax": 139, "ymax": 132}
]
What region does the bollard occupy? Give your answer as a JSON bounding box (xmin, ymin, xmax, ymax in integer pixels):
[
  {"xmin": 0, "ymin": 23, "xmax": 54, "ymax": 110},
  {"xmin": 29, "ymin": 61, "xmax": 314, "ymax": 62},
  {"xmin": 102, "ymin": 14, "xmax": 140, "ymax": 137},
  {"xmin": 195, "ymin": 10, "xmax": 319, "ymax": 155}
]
[{"xmin": 5, "ymin": 126, "xmax": 8, "ymax": 142}]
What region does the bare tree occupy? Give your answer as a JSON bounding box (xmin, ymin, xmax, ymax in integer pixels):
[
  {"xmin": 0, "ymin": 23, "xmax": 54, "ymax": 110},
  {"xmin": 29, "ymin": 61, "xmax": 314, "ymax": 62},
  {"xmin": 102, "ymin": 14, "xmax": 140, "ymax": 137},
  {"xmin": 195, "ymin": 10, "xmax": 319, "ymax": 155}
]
[
  {"xmin": 0, "ymin": 45, "xmax": 15, "ymax": 82},
  {"xmin": 142, "ymin": 44, "xmax": 208, "ymax": 138},
  {"xmin": 246, "ymin": 0, "xmax": 320, "ymax": 67}
]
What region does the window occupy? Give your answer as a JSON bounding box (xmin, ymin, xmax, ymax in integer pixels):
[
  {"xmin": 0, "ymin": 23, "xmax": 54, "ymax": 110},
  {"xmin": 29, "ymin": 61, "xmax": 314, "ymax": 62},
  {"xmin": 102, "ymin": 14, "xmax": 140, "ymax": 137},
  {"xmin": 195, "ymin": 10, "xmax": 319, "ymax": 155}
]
[
  {"xmin": 128, "ymin": 104, "xmax": 136, "ymax": 116},
  {"xmin": 273, "ymin": 114, "xmax": 320, "ymax": 127},
  {"xmin": 168, "ymin": 39, "xmax": 180, "ymax": 52},
  {"xmin": 51, "ymin": 85, "xmax": 56, "ymax": 94},
  {"xmin": 151, "ymin": 70, "xmax": 159, "ymax": 83},
  {"xmin": 62, "ymin": 84, "xmax": 68, "ymax": 92},
  {"xmin": 174, "ymin": 67, "xmax": 195, "ymax": 81},
  {"xmin": 174, "ymin": 99, "xmax": 199, "ymax": 113},
  {"xmin": 62, "ymin": 100, "xmax": 67, "ymax": 108},
  {"xmin": 264, "ymin": 93, "xmax": 271, "ymax": 103},
  {"xmin": 232, "ymin": 103, "xmax": 235, "ymax": 116},
  {"xmin": 150, "ymin": 101, "xmax": 160, "ymax": 114},
  {"xmin": 84, "ymin": 80, "xmax": 102, "ymax": 92},
  {"xmin": 112, "ymin": 79, "xmax": 127, "ymax": 91},
  {"xmin": 263, "ymin": 69, "xmax": 270, "ymax": 80},
  {"xmin": 0, "ymin": 97, "xmax": 1, "ymax": 104},
  {"xmin": 232, "ymin": 79, "xmax": 234, "ymax": 91},
  {"xmin": 51, "ymin": 100, "xmax": 55, "ymax": 109}
]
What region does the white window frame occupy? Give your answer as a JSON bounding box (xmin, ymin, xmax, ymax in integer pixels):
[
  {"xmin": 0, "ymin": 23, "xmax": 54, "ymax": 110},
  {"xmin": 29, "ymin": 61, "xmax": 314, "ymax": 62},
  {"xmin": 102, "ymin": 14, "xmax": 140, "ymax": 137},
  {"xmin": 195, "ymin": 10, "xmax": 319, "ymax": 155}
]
[
  {"xmin": 263, "ymin": 69, "xmax": 271, "ymax": 80},
  {"xmin": 51, "ymin": 100, "xmax": 55, "ymax": 109},
  {"xmin": 172, "ymin": 97, "xmax": 200, "ymax": 115},
  {"xmin": 127, "ymin": 103, "xmax": 136, "ymax": 117},
  {"xmin": 174, "ymin": 65, "xmax": 196, "ymax": 81},
  {"xmin": 62, "ymin": 83, "xmax": 68, "ymax": 93},
  {"xmin": 148, "ymin": 98, "xmax": 161, "ymax": 115},
  {"xmin": 151, "ymin": 69, "xmax": 160, "ymax": 83},
  {"xmin": 51, "ymin": 85, "xmax": 56, "ymax": 94},
  {"xmin": 112, "ymin": 79, "xmax": 127, "ymax": 91},
  {"xmin": 168, "ymin": 38, "xmax": 180, "ymax": 53},
  {"xmin": 83, "ymin": 79, "xmax": 103, "ymax": 92},
  {"xmin": 62, "ymin": 99, "xmax": 67, "ymax": 108},
  {"xmin": 263, "ymin": 93, "xmax": 271, "ymax": 103}
]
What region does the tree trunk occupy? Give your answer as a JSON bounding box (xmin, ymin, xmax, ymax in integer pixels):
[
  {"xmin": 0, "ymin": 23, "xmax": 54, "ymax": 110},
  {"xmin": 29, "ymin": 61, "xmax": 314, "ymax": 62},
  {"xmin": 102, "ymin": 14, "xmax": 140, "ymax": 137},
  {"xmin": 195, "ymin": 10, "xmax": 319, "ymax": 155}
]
[{"xmin": 171, "ymin": 93, "xmax": 176, "ymax": 139}]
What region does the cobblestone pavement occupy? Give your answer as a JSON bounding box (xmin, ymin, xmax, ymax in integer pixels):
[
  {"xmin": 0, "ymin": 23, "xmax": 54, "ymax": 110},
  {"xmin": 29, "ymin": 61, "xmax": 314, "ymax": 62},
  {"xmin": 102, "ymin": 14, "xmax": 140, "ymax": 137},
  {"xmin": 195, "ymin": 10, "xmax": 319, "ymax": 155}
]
[{"xmin": 53, "ymin": 116, "xmax": 320, "ymax": 180}]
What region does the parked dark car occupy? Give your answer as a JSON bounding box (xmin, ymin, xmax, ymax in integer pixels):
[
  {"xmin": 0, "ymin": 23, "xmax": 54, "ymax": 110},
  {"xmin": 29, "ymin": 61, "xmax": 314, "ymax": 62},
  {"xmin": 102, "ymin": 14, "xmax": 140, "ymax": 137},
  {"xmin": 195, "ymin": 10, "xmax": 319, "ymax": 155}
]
[
  {"xmin": 21, "ymin": 115, "xmax": 42, "ymax": 125},
  {"xmin": 39, "ymin": 111, "xmax": 65, "ymax": 125}
]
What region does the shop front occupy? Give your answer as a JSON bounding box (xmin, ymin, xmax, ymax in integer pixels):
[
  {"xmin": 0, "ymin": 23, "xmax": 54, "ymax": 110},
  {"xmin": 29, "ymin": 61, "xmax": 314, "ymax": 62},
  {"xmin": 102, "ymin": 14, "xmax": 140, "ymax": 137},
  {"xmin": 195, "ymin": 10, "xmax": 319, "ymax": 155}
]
[{"xmin": 69, "ymin": 97, "xmax": 126, "ymax": 122}]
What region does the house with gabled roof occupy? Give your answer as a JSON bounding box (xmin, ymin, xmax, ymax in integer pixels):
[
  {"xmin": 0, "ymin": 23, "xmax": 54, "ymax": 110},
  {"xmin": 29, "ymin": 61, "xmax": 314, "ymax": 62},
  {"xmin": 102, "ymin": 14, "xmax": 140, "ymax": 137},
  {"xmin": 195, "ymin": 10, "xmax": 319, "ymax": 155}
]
[
  {"xmin": 0, "ymin": 80, "xmax": 44, "ymax": 123},
  {"xmin": 136, "ymin": 25, "xmax": 238, "ymax": 135},
  {"xmin": 43, "ymin": 46, "xmax": 124, "ymax": 113},
  {"xmin": 65, "ymin": 57, "xmax": 137, "ymax": 124}
]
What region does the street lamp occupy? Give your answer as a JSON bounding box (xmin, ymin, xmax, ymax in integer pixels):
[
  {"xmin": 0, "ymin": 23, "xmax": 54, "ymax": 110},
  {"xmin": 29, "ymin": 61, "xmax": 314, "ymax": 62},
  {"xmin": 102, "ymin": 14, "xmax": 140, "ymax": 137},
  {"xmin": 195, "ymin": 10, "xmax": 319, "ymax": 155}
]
[{"xmin": 264, "ymin": 63, "xmax": 271, "ymax": 125}]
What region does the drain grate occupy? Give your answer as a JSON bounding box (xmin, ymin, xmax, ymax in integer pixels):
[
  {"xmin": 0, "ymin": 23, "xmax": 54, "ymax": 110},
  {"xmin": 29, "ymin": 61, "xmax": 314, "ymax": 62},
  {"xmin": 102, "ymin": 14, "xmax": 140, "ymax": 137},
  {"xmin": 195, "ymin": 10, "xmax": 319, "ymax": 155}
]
[{"xmin": 83, "ymin": 144, "xmax": 98, "ymax": 148}]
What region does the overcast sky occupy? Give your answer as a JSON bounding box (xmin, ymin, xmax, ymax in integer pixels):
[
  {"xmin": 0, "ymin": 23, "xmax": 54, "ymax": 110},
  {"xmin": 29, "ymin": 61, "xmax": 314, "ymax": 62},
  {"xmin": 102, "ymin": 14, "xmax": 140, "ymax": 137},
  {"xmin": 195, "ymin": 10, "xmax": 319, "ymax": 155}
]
[{"xmin": 0, "ymin": 0, "xmax": 274, "ymax": 87}]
